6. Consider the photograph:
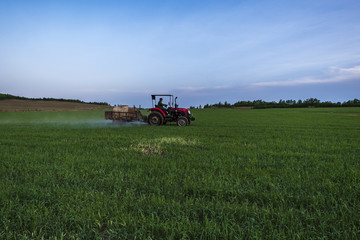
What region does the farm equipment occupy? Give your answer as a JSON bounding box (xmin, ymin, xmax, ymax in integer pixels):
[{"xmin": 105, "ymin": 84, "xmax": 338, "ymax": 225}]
[
  {"xmin": 105, "ymin": 105, "xmax": 147, "ymax": 122},
  {"xmin": 104, "ymin": 95, "xmax": 195, "ymax": 126},
  {"xmin": 148, "ymin": 94, "xmax": 195, "ymax": 126}
]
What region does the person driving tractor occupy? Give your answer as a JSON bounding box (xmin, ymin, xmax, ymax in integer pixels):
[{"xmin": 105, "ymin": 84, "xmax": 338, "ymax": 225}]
[
  {"xmin": 157, "ymin": 97, "xmax": 169, "ymax": 114},
  {"xmin": 158, "ymin": 98, "xmax": 168, "ymax": 108}
]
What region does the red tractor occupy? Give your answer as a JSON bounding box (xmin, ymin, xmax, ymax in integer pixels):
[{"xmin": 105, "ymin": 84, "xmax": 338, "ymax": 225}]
[{"xmin": 148, "ymin": 94, "xmax": 195, "ymax": 126}]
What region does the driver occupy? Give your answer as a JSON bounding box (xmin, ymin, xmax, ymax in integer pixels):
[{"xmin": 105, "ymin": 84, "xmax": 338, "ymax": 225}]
[
  {"xmin": 158, "ymin": 98, "xmax": 169, "ymax": 114},
  {"xmin": 158, "ymin": 98, "xmax": 168, "ymax": 108}
]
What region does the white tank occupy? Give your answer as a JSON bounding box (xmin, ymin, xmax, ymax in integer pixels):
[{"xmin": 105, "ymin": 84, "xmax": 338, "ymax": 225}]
[{"xmin": 113, "ymin": 105, "xmax": 129, "ymax": 112}]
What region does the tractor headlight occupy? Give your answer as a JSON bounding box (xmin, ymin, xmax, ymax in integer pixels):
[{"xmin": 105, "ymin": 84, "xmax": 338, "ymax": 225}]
[{"xmin": 188, "ymin": 110, "xmax": 191, "ymax": 115}]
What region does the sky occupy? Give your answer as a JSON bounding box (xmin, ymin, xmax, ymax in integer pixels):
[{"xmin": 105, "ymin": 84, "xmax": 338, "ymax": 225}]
[{"xmin": 1, "ymin": 0, "xmax": 359, "ymax": 107}]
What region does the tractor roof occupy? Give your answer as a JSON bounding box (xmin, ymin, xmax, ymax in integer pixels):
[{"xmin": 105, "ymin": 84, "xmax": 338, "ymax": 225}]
[{"xmin": 151, "ymin": 94, "xmax": 173, "ymax": 100}]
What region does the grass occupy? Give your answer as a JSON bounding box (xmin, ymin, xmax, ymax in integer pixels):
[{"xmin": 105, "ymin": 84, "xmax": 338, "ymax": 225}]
[{"xmin": 1, "ymin": 108, "xmax": 360, "ymax": 239}]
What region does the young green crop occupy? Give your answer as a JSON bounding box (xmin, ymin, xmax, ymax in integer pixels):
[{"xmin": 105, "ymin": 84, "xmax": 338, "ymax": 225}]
[{"xmin": 1, "ymin": 108, "xmax": 359, "ymax": 239}]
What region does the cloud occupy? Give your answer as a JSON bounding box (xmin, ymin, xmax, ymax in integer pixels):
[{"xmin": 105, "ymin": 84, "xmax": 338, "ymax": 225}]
[
  {"xmin": 251, "ymin": 77, "xmax": 339, "ymax": 87},
  {"xmin": 334, "ymin": 65, "xmax": 360, "ymax": 75},
  {"xmin": 176, "ymin": 85, "xmax": 231, "ymax": 92},
  {"xmin": 252, "ymin": 65, "xmax": 360, "ymax": 87}
]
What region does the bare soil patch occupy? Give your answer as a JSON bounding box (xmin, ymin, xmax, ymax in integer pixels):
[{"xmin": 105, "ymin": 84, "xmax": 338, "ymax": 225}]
[{"xmin": 0, "ymin": 99, "xmax": 111, "ymax": 112}]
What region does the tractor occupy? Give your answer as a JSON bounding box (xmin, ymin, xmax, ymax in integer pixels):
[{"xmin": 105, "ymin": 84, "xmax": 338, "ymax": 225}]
[{"xmin": 148, "ymin": 94, "xmax": 195, "ymax": 126}]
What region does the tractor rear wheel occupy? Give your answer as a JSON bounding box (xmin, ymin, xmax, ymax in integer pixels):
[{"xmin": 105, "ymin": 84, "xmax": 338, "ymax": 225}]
[
  {"xmin": 176, "ymin": 116, "xmax": 188, "ymax": 126},
  {"xmin": 148, "ymin": 112, "xmax": 164, "ymax": 126}
]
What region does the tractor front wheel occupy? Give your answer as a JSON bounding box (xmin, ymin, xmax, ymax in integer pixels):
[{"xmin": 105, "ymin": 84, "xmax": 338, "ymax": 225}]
[
  {"xmin": 148, "ymin": 112, "xmax": 164, "ymax": 126},
  {"xmin": 176, "ymin": 116, "xmax": 189, "ymax": 127}
]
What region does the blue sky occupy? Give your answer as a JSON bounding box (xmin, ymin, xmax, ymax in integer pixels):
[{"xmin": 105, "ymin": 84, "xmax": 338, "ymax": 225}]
[{"xmin": 1, "ymin": 0, "xmax": 359, "ymax": 107}]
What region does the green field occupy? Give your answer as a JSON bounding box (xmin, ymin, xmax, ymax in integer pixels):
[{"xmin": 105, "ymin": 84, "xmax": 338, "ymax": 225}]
[{"xmin": 1, "ymin": 108, "xmax": 360, "ymax": 239}]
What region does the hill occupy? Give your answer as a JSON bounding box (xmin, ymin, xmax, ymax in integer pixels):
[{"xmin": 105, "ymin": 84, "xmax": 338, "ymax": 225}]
[{"xmin": 0, "ymin": 93, "xmax": 111, "ymax": 112}]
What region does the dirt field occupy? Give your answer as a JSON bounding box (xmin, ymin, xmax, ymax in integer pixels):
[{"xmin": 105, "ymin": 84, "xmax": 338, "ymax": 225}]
[{"xmin": 0, "ymin": 99, "xmax": 111, "ymax": 112}]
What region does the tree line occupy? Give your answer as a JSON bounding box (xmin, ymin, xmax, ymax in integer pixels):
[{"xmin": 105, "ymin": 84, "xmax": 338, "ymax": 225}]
[
  {"xmin": 0, "ymin": 93, "xmax": 109, "ymax": 106},
  {"xmin": 190, "ymin": 98, "xmax": 360, "ymax": 109}
]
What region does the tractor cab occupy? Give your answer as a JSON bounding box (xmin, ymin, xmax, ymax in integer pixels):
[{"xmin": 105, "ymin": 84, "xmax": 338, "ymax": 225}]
[
  {"xmin": 148, "ymin": 94, "xmax": 195, "ymax": 126},
  {"xmin": 152, "ymin": 94, "xmax": 176, "ymax": 112}
]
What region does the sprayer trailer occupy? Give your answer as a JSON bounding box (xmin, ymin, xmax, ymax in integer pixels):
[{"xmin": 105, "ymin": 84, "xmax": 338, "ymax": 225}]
[{"xmin": 105, "ymin": 105, "xmax": 147, "ymax": 122}]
